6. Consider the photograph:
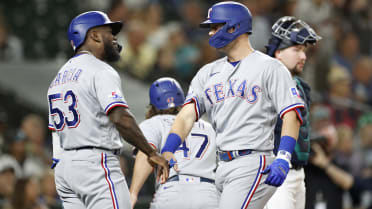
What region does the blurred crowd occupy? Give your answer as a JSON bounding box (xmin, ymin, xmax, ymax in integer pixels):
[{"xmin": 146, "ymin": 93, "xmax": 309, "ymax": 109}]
[
  {"xmin": 0, "ymin": 110, "xmax": 133, "ymax": 209},
  {"xmin": 0, "ymin": 112, "xmax": 59, "ymax": 209},
  {"xmin": 1, "ymin": 0, "xmax": 372, "ymax": 208}
]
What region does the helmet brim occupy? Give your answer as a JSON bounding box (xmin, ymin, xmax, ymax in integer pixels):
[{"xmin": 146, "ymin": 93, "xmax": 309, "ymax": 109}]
[
  {"xmin": 106, "ymin": 21, "xmax": 123, "ymax": 35},
  {"xmin": 200, "ymin": 19, "xmax": 226, "ymax": 28}
]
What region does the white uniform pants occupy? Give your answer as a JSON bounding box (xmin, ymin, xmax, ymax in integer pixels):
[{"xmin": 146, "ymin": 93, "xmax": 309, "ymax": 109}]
[
  {"xmin": 55, "ymin": 148, "xmax": 131, "ymax": 209},
  {"xmin": 265, "ymin": 168, "xmax": 306, "ymax": 209},
  {"xmin": 216, "ymin": 152, "xmax": 276, "ymax": 209},
  {"xmin": 150, "ymin": 175, "xmax": 220, "ymax": 209}
]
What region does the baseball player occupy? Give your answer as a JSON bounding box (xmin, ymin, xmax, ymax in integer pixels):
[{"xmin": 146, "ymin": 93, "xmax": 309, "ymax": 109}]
[
  {"xmin": 160, "ymin": 2, "xmax": 305, "ymax": 209},
  {"xmin": 264, "ymin": 16, "xmax": 321, "ymax": 209},
  {"xmin": 130, "ymin": 77, "xmax": 219, "ymax": 209},
  {"xmin": 47, "ymin": 11, "xmax": 169, "ymax": 209}
]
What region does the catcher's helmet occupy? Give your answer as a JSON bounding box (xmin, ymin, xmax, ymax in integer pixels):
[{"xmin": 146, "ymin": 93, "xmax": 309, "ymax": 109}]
[
  {"xmin": 266, "ymin": 16, "xmax": 321, "ymax": 57},
  {"xmin": 200, "ymin": 1, "xmax": 252, "ymax": 48},
  {"xmin": 149, "ymin": 78, "xmax": 185, "ymax": 110},
  {"xmin": 68, "ymin": 11, "xmax": 123, "ymax": 51}
]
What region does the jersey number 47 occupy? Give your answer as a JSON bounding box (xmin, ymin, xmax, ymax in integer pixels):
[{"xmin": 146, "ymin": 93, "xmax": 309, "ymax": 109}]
[{"xmin": 176, "ymin": 133, "xmax": 209, "ymax": 159}]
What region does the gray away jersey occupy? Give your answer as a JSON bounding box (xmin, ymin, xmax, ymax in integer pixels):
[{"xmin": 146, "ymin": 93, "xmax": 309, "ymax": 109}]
[
  {"xmin": 185, "ymin": 50, "xmax": 304, "ymax": 151},
  {"xmin": 47, "ymin": 53, "xmax": 128, "ymax": 150},
  {"xmin": 139, "ymin": 114, "xmax": 217, "ymax": 180}
]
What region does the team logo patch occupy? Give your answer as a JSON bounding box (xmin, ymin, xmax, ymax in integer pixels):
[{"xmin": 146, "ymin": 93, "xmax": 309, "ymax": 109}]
[
  {"xmin": 290, "ymin": 87, "xmax": 300, "ymax": 98},
  {"xmin": 109, "ymin": 91, "xmax": 123, "ymax": 100},
  {"xmin": 167, "ymin": 97, "xmax": 175, "ymax": 108}
]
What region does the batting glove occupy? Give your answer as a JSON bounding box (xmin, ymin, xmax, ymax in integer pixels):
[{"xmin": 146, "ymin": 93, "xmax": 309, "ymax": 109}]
[
  {"xmin": 261, "ymin": 158, "xmax": 289, "ymax": 187},
  {"xmin": 169, "ymin": 158, "xmax": 176, "ymax": 168}
]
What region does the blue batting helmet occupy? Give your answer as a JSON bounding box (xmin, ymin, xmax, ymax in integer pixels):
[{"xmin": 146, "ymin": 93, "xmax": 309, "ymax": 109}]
[
  {"xmin": 266, "ymin": 16, "xmax": 321, "ymax": 57},
  {"xmin": 149, "ymin": 78, "xmax": 185, "ymax": 110},
  {"xmin": 200, "ymin": 1, "xmax": 252, "ymax": 48},
  {"xmin": 67, "ymin": 11, "xmax": 123, "ymax": 51}
]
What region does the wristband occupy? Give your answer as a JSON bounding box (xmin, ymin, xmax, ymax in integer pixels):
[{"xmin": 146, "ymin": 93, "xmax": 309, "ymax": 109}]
[
  {"xmin": 161, "ymin": 133, "xmax": 182, "ymax": 154},
  {"xmin": 277, "ymin": 135, "xmax": 296, "ymax": 163},
  {"xmin": 277, "ymin": 150, "xmax": 292, "ymax": 163}
]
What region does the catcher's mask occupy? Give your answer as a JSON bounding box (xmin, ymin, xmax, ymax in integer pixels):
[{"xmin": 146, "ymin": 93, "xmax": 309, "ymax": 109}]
[{"xmin": 266, "ymin": 16, "xmax": 321, "ymax": 57}]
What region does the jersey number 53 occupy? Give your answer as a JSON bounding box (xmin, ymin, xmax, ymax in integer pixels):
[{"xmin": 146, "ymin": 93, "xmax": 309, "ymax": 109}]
[{"xmin": 48, "ymin": 90, "xmax": 80, "ymax": 131}]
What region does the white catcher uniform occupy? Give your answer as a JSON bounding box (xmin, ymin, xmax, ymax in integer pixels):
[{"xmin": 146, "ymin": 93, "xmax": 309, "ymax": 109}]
[
  {"xmin": 185, "ymin": 50, "xmax": 304, "ymax": 209},
  {"xmin": 139, "ymin": 114, "xmax": 219, "ymax": 209},
  {"xmin": 47, "ymin": 53, "xmax": 130, "ymax": 209}
]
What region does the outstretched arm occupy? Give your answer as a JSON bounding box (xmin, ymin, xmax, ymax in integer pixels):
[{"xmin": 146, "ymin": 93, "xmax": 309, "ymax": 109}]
[
  {"xmin": 130, "ymin": 150, "xmax": 154, "ymax": 209},
  {"xmin": 169, "ymin": 103, "xmax": 197, "ymax": 141},
  {"xmin": 161, "ymin": 103, "xmax": 197, "ymax": 168},
  {"xmin": 108, "ymin": 107, "xmax": 169, "ymax": 182},
  {"xmin": 109, "ymin": 107, "xmax": 156, "ymax": 155}
]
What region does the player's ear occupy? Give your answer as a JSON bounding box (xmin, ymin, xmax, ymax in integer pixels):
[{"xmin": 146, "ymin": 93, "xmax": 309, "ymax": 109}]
[
  {"xmin": 88, "ymin": 30, "xmax": 102, "ymax": 43},
  {"xmin": 274, "ymin": 50, "xmax": 282, "ymax": 59}
]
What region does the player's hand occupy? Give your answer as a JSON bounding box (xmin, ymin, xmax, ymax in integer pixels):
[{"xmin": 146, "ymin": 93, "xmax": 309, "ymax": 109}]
[
  {"xmin": 147, "ymin": 152, "xmax": 169, "ymax": 184},
  {"xmin": 162, "ymin": 151, "xmax": 179, "ymax": 172},
  {"xmin": 129, "ymin": 192, "xmax": 137, "ymax": 209},
  {"xmin": 310, "ymin": 143, "xmax": 330, "ymax": 169},
  {"xmin": 261, "ymin": 158, "xmax": 289, "ymax": 187}
]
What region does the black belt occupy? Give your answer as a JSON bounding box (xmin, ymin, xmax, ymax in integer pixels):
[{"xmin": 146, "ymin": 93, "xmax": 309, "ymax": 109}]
[
  {"xmin": 218, "ymin": 149, "xmax": 252, "ymax": 162},
  {"xmin": 64, "ymin": 146, "xmax": 121, "ymax": 155},
  {"xmin": 167, "ymin": 175, "xmax": 215, "ymax": 184}
]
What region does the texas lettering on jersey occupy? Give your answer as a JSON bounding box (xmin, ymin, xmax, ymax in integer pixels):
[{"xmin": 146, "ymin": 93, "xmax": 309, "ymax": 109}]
[
  {"xmin": 204, "ymin": 79, "xmax": 262, "ymax": 105},
  {"xmin": 185, "ymin": 51, "xmax": 305, "ymax": 151}
]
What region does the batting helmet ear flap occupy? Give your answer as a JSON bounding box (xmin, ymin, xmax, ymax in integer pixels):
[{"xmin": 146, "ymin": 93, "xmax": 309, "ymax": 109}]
[{"xmin": 200, "ymin": 1, "xmax": 252, "ymax": 48}]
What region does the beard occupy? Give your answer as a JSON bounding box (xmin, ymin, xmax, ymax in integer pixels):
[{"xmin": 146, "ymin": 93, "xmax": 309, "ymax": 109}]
[
  {"xmin": 291, "ymin": 63, "xmax": 305, "ymax": 76},
  {"xmin": 292, "ymin": 67, "xmax": 302, "ymax": 76},
  {"xmin": 103, "ymin": 39, "xmax": 121, "ymax": 62}
]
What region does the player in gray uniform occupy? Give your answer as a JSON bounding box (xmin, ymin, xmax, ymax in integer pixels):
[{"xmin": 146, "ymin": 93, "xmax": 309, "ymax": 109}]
[
  {"xmin": 47, "ymin": 11, "xmax": 169, "ymax": 209},
  {"xmin": 264, "ymin": 17, "xmax": 321, "ymax": 209},
  {"xmin": 130, "ymin": 77, "xmax": 219, "ymax": 209},
  {"xmin": 161, "ymin": 2, "xmax": 305, "ymax": 209}
]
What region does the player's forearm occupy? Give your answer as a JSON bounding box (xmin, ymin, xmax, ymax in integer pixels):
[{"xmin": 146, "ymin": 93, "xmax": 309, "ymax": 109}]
[
  {"xmin": 130, "ymin": 151, "xmax": 154, "ymax": 195},
  {"xmin": 169, "ymin": 103, "xmax": 196, "ymax": 142},
  {"xmin": 275, "ymin": 110, "xmax": 300, "ymax": 164},
  {"xmin": 324, "ymin": 163, "xmax": 354, "ymax": 190},
  {"xmin": 280, "ymin": 110, "xmax": 300, "ymax": 139},
  {"xmin": 109, "ymin": 107, "xmax": 155, "ymax": 156}
]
